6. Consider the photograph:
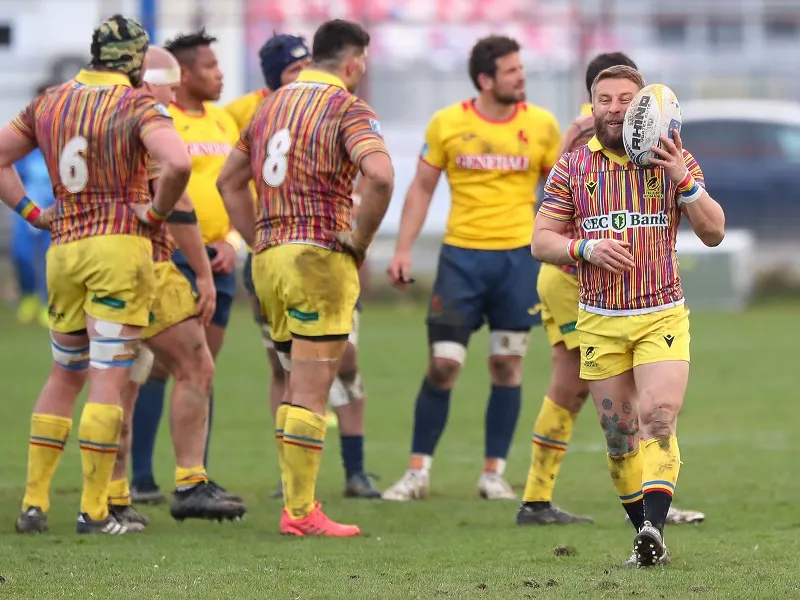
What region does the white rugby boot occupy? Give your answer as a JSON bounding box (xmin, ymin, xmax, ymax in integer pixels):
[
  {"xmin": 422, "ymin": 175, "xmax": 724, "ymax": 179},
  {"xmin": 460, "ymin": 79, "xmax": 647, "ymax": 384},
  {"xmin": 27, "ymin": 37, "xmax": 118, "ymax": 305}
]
[
  {"xmin": 381, "ymin": 470, "xmax": 430, "ymax": 501},
  {"xmin": 477, "ymin": 472, "xmax": 517, "ymax": 500}
]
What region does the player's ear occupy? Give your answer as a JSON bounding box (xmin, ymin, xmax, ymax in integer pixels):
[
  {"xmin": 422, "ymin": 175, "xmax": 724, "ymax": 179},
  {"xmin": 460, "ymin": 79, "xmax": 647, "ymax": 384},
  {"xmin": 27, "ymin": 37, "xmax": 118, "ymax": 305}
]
[{"xmin": 477, "ymin": 72, "xmax": 492, "ymax": 92}]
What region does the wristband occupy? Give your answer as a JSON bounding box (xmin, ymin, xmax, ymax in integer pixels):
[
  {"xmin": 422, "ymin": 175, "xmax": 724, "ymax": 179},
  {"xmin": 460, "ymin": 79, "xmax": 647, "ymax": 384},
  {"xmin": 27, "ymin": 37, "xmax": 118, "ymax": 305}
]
[
  {"xmin": 676, "ymin": 171, "xmax": 694, "ymax": 194},
  {"xmin": 15, "ymin": 196, "xmax": 42, "ymax": 224},
  {"xmin": 144, "ymin": 205, "xmax": 167, "ymax": 223},
  {"xmin": 225, "ymin": 230, "xmax": 244, "ymax": 252},
  {"xmin": 567, "ymin": 239, "xmax": 580, "ymax": 261},
  {"xmin": 166, "ymin": 210, "xmax": 198, "ymax": 224},
  {"xmin": 679, "ymin": 181, "xmax": 703, "ymax": 205},
  {"xmin": 582, "ymin": 239, "xmax": 600, "ymax": 262}
]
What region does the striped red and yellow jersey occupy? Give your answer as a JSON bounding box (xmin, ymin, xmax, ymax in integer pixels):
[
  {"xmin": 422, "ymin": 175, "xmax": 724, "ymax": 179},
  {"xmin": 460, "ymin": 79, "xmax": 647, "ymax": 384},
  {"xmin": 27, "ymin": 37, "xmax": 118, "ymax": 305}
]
[
  {"xmin": 555, "ymin": 107, "xmax": 596, "ymax": 276},
  {"xmin": 236, "ymin": 70, "xmax": 388, "ymax": 253},
  {"xmin": 539, "ymin": 135, "xmax": 705, "ymax": 315},
  {"xmin": 145, "ymin": 157, "xmax": 177, "ymax": 262},
  {"xmin": 9, "ymin": 69, "xmax": 174, "ymax": 245}
]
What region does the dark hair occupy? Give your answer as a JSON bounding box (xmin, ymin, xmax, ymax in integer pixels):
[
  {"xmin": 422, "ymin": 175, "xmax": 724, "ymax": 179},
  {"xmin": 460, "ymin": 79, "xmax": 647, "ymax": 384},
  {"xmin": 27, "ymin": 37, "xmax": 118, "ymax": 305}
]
[
  {"xmin": 468, "ymin": 36, "xmax": 521, "ymax": 91},
  {"xmin": 585, "ymin": 52, "xmax": 637, "ymax": 97},
  {"xmin": 164, "ymin": 28, "xmax": 218, "ymax": 65},
  {"xmin": 311, "ymin": 19, "xmax": 370, "ymax": 65}
]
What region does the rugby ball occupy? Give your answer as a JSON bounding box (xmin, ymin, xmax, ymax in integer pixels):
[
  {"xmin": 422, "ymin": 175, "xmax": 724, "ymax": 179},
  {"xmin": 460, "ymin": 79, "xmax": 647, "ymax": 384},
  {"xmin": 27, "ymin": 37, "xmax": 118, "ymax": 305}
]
[{"xmin": 622, "ymin": 84, "xmax": 682, "ymax": 167}]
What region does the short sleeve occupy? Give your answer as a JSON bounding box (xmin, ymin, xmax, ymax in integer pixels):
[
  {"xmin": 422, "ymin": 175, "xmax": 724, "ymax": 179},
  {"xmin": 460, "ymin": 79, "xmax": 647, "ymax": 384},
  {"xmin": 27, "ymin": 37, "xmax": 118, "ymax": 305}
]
[
  {"xmin": 419, "ymin": 112, "xmax": 445, "ymax": 169},
  {"xmin": 132, "ymin": 95, "xmax": 175, "ymax": 141},
  {"xmin": 541, "ymin": 111, "xmax": 562, "ymax": 171},
  {"xmin": 538, "ymin": 153, "xmax": 575, "ymax": 222},
  {"xmin": 235, "ymin": 122, "xmax": 251, "ymax": 155},
  {"xmin": 9, "ymin": 100, "xmax": 38, "ymax": 146},
  {"xmin": 340, "ymin": 99, "xmax": 389, "ymax": 166}
]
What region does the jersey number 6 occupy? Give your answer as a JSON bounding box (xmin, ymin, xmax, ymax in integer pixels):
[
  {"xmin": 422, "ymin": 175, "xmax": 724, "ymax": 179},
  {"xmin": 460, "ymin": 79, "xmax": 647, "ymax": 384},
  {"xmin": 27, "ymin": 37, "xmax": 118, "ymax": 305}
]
[
  {"xmin": 59, "ymin": 136, "xmax": 89, "ymax": 194},
  {"xmin": 262, "ymin": 128, "xmax": 292, "ymax": 188}
]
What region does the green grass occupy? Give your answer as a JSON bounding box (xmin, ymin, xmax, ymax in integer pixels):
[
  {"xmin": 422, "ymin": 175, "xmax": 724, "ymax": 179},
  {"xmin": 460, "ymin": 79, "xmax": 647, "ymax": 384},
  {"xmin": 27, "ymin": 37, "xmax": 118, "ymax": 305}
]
[{"xmin": 0, "ymin": 303, "xmax": 798, "ymax": 599}]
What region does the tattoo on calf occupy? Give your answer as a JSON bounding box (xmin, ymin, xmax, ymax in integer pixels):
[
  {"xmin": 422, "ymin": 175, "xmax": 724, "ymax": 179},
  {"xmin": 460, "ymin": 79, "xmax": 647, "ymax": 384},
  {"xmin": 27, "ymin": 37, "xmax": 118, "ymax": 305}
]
[{"xmin": 600, "ymin": 410, "xmax": 640, "ymax": 455}]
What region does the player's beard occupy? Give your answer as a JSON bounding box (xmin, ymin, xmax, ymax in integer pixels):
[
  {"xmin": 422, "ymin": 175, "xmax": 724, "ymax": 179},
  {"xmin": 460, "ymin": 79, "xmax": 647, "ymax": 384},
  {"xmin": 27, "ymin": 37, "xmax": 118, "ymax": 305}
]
[
  {"xmin": 595, "ymin": 114, "xmax": 625, "ymax": 152},
  {"xmin": 492, "ymin": 89, "xmax": 524, "ymax": 105}
]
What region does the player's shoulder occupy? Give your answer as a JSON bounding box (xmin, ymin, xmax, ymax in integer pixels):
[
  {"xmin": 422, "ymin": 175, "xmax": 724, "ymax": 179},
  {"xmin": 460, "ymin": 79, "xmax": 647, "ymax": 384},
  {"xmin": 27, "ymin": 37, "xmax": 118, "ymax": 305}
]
[
  {"xmin": 519, "ymin": 102, "xmax": 559, "ymax": 127},
  {"xmin": 430, "ymin": 101, "xmax": 473, "ymax": 125}
]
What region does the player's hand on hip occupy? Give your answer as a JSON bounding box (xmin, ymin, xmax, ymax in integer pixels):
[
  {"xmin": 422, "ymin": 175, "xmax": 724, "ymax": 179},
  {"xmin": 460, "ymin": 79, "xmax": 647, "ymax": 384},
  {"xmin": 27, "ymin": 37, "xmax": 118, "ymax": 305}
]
[
  {"xmin": 210, "ymin": 241, "xmax": 237, "ymax": 274},
  {"xmin": 386, "ymin": 250, "xmax": 414, "ymax": 290},
  {"xmin": 584, "ymin": 239, "xmax": 635, "ymax": 274},
  {"xmin": 194, "ymin": 274, "xmax": 217, "ymax": 326},
  {"xmin": 650, "ymin": 129, "xmax": 688, "ymax": 184},
  {"xmin": 32, "ymin": 206, "xmax": 54, "ymax": 231},
  {"xmin": 325, "ymin": 230, "xmax": 370, "ymax": 268},
  {"xmin": 130, "ymin": 202, "xmax": 164, "ymax": 229}
]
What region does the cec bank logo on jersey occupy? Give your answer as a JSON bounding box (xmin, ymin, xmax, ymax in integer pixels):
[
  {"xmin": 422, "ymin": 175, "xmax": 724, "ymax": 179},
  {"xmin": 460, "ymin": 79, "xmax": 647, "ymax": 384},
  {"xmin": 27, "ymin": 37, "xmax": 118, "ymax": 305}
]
[{"xmin": 581, "ymin": 211, "xmax": 668, "ymax": 233}]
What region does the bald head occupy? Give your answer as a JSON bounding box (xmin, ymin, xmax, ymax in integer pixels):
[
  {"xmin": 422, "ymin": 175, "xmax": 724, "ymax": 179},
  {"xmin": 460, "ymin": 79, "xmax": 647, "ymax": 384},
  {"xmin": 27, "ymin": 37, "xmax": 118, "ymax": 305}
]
[
  {"xmin": 142, "ymin": 46, "xmax": 181, "ymax": 105},
  {"xmin": 143, "ymin": 46, "xmax": 181, "ymax": 84}
]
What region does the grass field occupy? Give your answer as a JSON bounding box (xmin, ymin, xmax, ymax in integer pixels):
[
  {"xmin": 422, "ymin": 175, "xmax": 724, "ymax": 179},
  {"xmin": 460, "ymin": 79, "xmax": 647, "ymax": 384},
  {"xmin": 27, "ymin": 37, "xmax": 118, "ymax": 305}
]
[{"xmin": 0, "ymin": 302, "xmax": 798, "ymax": 599}]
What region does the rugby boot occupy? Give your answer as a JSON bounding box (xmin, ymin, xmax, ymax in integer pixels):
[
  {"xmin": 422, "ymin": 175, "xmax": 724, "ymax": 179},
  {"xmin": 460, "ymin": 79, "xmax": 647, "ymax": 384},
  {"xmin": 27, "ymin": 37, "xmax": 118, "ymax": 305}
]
[
  {"xmin": 76, "ymin": 512, "xmax": 129, "ymax": 535},
  {"xmin": 108, "ymin": 504, "xmax": 148, "ymax": 532},
  {"xmin": 280, "ymin": 502, "xmax": 360, "ymax": 537},
  {"xmin": 15, "ymin": 506, "xmax": 48, "ymax": 533},
  {"xmin": 170, "ymin": 482, "xmax": 246, "ymax": 522},
  {"xmin": 344, "ymin": 472, "xmax": 382, "ymax": 499},
  {"xmin": 207, "ymin": 479, "xmax": 244, "ymax": 503},
  {"xmin": 270, "ymin": 480, "xmax": 283, "ymax": 499},
  {"xmin": 382, "ymin": 470, "xmax": 429, "ymax": 501},
  {"xmin": 130, "ymin": 477, "xmax": 166, "ymax": 505},
  {"xmin": 634, "ymin": 520, "xmax": 669, "ymax": 567},
  {"xmin": 623, "ymin": 547, "xmax": 671, "ymax": 567},
  {"xmin": 477, "ymin": 472, "xmax": 517, "ymax": 500},
  {"xmin": 516, "ymin": 501, "xmax": 594, "ymax": 525}
]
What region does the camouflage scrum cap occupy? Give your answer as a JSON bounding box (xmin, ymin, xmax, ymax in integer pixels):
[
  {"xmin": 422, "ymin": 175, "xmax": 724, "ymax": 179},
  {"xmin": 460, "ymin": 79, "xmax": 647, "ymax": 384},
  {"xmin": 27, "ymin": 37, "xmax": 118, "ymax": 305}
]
[{"xmin": 89, "ymin": 14, "xmax": 150, "ymax": 85}]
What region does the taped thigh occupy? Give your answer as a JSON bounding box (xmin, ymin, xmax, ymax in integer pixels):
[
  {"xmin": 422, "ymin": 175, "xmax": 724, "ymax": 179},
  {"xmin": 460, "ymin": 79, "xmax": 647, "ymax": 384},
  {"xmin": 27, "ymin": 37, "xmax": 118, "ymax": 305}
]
[
  {"xmin": 489, "ymin": 330, "xmax": 530, "ymax": 357},
  {"xmin": 328, "ymin": 373, "xmax": 364, "ymax": 407},
  {"xmin": 347, "ymin": 310, "xmax": 360, "ymax": 347},
  {"xmin": 51, "ymin": 335, "xmax": 90, "ymax": 371},
  {"xmin": 90, "ymin": 319, "xmax": 140, "ymax": 370},
  {"xmin": 129, "ymin": 345, "xmax": 155, "ymax": 383}
]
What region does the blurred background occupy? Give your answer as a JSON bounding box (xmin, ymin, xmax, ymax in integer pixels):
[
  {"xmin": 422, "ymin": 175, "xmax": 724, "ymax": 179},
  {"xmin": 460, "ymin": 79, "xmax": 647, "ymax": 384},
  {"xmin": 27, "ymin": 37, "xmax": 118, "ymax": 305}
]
[{"xmin": 0, "ymin": 0, "xmax": 798, "ymax": 317}]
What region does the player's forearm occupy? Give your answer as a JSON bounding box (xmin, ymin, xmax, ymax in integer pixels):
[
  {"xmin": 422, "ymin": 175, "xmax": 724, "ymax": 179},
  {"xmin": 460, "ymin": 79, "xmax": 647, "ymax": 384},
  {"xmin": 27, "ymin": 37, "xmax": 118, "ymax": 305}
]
[
  {"xmin": 531, "ymin": 228, "xmax": 581, "ymax": 266},
  {"xmin": 222, "ymin": 187, "xmax": 257, "ymax": 248},
  {"xmin": 168, "ymin": 220, "xmax": 213, "ymax": 281},
  {"xmin": 395, "ymin": 188, "xmax": 433, "ymax": 253},
  {"xmin": 152, "ymin": 163, "xmax": 191, "ymax": 216},
  {"xmin": 353, "ymin": 173, "xmax": 393, "ymax": 243},
  {"xmin": 682, "ymin": 192, "xmax": 725, "ymax": 247}
]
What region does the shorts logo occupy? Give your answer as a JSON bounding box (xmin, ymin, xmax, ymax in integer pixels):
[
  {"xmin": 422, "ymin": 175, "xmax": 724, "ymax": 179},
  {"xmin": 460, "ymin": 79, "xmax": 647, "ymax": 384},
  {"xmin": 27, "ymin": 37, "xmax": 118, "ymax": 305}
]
[
  {"xmin": 581, "ymin": 211, "xmax": 668, "ymax": 233},
  {"xmin": 559, "ymin": 321, "xmax": 577, "ymax": 334},
  {"xmin": 48, "ymin": 304, "xmax": 64, "ymax": 323},
  {"xmin": 663, "ymin": 334, "xmax": 675, "ymax": 347},
  {"xmin": 585, "ymin": 180, "xmax": 598, "ymax": 196},
  {"xmin": 288, "ymin": 308, "xmax": 319, "ymax": 322},
  {"xmin": 585, "ymin": 346, "xmax": 596, "ymax": 359},
  {"xmin": 644, "ymin": 175, "xmax": 662, "ymax": 199},
  {"xmin": 91, "ymin": 295, "xmax": 126, "ymax": 310}
]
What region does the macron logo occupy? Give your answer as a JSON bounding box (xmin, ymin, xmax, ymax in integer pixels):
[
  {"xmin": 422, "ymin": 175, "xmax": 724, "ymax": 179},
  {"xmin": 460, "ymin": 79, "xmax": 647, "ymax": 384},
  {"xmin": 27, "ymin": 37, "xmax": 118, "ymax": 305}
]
[
  {"xmin": 455, "ymin": 154, "xmax": 530, "ymax": 172},
  {"xmin": 185, "ymin": 142, "xmax": 232, "ymax": 157}
]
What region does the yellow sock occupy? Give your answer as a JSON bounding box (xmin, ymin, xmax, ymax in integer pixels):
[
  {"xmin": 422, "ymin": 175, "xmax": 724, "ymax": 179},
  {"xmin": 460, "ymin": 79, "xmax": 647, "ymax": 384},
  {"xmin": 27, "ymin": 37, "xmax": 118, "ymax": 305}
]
[
  {"xmin": 607, "ymin": 447, "xmax": 645, "ymax": 529},
  {"xmin": 275, "ymin": 403, "xmax": 290, "ymax": 476},
  {"xmin": 108, "ymin": 478, "xmax": 131, "ymax": 507},
  {"xmin": 282, "ymin": 406, "xmax": 326, "ymax": 519},
  {"xmin": 522, "ymin": 397, "xmax": 575, "ymax": 503},
  {"xmin": 23, "ymin": 414, "xmax": 72, "ymax": 512},
  {"xmin": 175, "ymin": 466, "xmax": 208, "ymax": 490},
  {"xmin": 78, "ymin": 403, "xmax": 123, "ymax": 521},
  {"xmin": 641, "ymin": 435, "xmax": 681, "ymax": 527}
]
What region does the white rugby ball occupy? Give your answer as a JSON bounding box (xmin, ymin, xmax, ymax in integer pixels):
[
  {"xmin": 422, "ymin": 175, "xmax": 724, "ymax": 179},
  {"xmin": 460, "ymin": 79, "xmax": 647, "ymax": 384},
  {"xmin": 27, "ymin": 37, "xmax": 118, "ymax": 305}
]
[{"xmin": 622, "ymin": 84, "xmax": 682, "ymax": 167}]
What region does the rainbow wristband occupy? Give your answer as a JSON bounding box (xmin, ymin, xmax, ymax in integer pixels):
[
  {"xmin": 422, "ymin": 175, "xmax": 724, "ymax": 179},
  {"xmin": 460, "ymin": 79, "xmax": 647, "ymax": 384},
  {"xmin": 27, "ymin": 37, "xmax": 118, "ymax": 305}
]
[
  {"xmin": 567, "ymin": 239, "xmax": 588, "ymax": 261},
  {"xmin": 145, "ymin": 206, "xmax": 167, "ymax": 223},
  {"xmin": 15, "ymin": 196, "xmax": 41, "ymax": 224},
  {"xmin": 677, "ymin": 172, "xmax": 694, "ymax": 194}
]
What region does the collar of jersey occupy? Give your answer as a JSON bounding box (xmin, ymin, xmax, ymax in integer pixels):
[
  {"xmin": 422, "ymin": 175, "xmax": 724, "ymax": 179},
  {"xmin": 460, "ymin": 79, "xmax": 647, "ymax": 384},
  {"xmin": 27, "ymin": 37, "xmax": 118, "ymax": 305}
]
[
  {"xmin": 296, "ymin": 70, "xmax": 346, "ymax": 90},
  {"xmin": 587, "ymin": 135, "xmax": 630, "ymax": 166},
  {"xmin": 75, "ymin": 69, "xmax": 132, "ymax": 88}
]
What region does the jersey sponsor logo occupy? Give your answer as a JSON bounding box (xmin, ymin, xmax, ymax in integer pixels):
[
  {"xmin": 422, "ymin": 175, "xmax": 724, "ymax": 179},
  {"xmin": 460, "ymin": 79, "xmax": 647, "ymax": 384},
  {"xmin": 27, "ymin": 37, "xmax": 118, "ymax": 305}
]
[
  {"xmin": 185, "ymin": 142, "xmax": 232, "ymax": 157},
  {"xmin": 581, "ymin": 211, "xmax": 668, "ymax": 233},
  {"xmin": 644, "ymin": 175, "xmax": 662, "ymax": 200},
  {"xmin": 455, "ymin": 154, "xmax": 530, "ymax": 172}
]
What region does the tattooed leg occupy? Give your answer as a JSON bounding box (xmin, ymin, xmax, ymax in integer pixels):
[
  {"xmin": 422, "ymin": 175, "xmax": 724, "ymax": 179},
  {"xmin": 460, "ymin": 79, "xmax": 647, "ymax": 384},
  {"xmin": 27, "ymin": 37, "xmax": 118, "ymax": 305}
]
[{"xmin": 589, "ymin": 373, "xmax": 645, "ymax": 531}]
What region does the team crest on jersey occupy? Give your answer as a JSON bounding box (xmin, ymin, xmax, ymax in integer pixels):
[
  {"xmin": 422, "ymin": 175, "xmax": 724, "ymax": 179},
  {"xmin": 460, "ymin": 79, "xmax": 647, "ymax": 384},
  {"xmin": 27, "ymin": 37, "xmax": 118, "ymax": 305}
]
[
  {"xmin": 585, "ymin": 180, "xmax": 598, "ymax": 196},
  {"xmin": 517, "ymin": 130, "xmax": 529, "ymax": 144},
  {"xmin": 369, "ymin": 119, "xmax": 382, "ymax": 137},
  {"xmin": 644, "ymin": 175, "xmax": 662, "ymax": 199},
  {"xmin": 154, "ymin": 103, "xmax": 171, "ymax": 118}
]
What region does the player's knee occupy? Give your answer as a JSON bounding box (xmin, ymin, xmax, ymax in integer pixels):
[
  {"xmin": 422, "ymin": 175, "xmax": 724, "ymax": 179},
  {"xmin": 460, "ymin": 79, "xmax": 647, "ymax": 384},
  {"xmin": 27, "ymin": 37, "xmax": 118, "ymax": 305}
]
[
  {"xmin": 488, "ymin": 355, "xmax": 523, "ymax": 387},
  {"xmin": 639, "ymin": 403, "xmax": 676, "ymax": 438},
  {"xmin": 427, "ymin": 356, "xmax": 462, "ymax": 388},
  {"xmin": 174, "ymin": 339, "xmax": 215, "ymax": 391}
]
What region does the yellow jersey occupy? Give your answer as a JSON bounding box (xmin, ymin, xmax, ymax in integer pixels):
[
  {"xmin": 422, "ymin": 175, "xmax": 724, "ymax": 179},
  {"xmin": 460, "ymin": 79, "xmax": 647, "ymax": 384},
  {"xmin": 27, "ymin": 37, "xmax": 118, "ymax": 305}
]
[
  {"xmin": 579, "ymin": 102, "xmax": 592, "ymax": 117},
  {"xmin": 169, "ymin": 102, "xmax": 239, "ymax": 244},
  {"xmin": 421, "ymin": 99, "xmax": 561, "ymax": 250},
  {"xmin": 224, "ymin": 89, "xmax": 268, "ymax": 132}
]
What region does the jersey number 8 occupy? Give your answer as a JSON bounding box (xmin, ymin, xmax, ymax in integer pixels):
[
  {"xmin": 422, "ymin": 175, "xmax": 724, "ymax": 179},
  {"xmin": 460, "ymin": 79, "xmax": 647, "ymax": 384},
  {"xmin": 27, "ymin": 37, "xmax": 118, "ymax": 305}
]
[
  {"xmin": 59, "ymin": 136, "xmax": 89, "ymax": 193},
  {"xmin": 262, "ymin": 128, "xmax": 292, "ymax": 187}
]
